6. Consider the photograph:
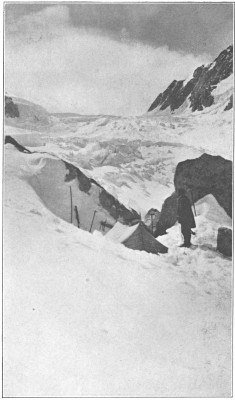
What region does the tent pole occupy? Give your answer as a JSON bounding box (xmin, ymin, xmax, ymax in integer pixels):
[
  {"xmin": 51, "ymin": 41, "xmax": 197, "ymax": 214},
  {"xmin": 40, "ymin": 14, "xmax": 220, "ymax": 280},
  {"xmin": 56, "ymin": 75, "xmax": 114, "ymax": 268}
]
[
  {"xmin": 89, "ymin": 210, "xmax": 97, "ymax": 232},
  {"xmin": 70, "ymin": 186, "xmax": 73, "ymax": 223},
  {"xmin": 151, "ymin": 214, "xmax": 154, "ymax": 234},
  {"xmin": 74, "ymin": 205, "xmax": 80, "ymax": 228}
]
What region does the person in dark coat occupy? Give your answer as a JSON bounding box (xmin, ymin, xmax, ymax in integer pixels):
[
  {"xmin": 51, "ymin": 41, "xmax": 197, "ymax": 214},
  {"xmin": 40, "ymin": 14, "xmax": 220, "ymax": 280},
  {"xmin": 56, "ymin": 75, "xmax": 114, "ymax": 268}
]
[{"xmin": 177, "ymin": 188, "xmax": 196, "ymax": 247}]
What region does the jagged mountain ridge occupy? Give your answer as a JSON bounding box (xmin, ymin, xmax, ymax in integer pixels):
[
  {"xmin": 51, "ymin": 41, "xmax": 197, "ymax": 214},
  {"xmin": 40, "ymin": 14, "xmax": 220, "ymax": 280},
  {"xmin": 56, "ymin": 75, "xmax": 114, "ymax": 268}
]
[{"xmin": 148, "ymin": 45, "xmax": 233, "ymax": 113}]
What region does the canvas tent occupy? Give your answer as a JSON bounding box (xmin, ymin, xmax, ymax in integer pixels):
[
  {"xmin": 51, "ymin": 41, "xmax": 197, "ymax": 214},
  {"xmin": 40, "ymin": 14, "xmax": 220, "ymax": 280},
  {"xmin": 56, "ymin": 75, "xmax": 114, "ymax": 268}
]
[{"xmin": 106, "ymin": 221, "xmax": 168, "ymax": 255}]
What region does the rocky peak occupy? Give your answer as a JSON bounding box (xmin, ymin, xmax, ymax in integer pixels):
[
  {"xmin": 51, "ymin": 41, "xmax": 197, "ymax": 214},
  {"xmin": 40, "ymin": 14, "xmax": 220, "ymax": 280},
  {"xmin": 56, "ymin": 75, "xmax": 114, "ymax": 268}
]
[{"xmin": 148, "ymin": 45, "xmax": 233, "ymax": 113}]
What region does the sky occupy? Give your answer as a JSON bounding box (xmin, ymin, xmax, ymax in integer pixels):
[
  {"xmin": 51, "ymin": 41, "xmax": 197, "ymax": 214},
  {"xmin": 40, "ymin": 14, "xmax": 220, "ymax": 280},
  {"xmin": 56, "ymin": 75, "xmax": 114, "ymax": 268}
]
[{"xmin": 5, "ymin": 3, "xmax": 233, "ymax": 116}]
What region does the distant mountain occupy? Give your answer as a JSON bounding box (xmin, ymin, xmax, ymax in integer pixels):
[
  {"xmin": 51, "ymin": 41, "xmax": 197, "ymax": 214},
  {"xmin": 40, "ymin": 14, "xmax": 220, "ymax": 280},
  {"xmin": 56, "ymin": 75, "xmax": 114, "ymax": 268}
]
[{"xmin": 148, "ymin": 45, "xmax": 233, "ymax": 114}]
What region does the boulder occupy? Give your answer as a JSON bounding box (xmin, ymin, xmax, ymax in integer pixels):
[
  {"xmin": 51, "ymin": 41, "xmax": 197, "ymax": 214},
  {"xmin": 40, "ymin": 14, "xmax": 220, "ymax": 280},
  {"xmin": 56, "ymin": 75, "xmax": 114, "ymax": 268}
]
[
  {"xmin": 217, "ymin": 227, "xmax": 232, "ymax": 257},
  {"xmin": 174, "ymin": 153, "xmax": 232, "ymax": 217},
  {"xmin": 155, "ymin": 153, "xmax": 232, "ymax": 237},
  {"xmin": 224, "ymin": 95, "xmax": 233, "ymax": 111}
]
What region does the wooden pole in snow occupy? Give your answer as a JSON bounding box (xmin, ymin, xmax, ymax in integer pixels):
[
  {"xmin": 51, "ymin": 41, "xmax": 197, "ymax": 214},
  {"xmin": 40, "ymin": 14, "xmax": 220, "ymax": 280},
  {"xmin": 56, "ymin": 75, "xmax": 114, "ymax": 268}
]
[
  {"xmin": 70, "ymin": 186, "xmax": 73, "ymax": 223},
  {"xmin": 151, "ymin": 214, "xmax": 154, "ymax": 234},
  {"xmin": 74, "ymin": 206, "xmax": 80, "ymax": 228},
  {"xmin": 89, "ymin": 210, "xmax": 97, "ymax": 232}
]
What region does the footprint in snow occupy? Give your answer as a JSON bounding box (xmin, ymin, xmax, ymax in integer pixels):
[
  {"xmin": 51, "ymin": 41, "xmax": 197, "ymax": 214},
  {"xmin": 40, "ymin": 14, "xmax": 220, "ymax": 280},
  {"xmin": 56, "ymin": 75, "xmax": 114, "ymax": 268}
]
[
  {"xmin": 30, "ymin": 208, "xmax": 42, "ymax": 216},
  {"xmin": 56, "ymin": 228, "xmax": 64, "ymax": 233}
]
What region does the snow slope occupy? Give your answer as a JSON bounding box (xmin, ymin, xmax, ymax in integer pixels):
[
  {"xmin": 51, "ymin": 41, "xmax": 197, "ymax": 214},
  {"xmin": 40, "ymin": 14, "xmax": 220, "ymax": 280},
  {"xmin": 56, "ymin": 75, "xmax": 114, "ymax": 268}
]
[
  {"xmin": 4, "ymin": 70, "xmax": 233, "ymax": 397},
  {"xmin": 3, "ymin": 138, "xmax": 232, "ymax": 397}
]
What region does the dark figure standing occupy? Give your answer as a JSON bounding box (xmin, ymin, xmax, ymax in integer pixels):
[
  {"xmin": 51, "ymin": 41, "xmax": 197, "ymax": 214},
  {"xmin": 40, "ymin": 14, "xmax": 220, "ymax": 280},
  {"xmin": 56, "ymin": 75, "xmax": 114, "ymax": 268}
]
[{"xmin": 177, "ymin": 188, "xmax": 196, "ymax": 248}]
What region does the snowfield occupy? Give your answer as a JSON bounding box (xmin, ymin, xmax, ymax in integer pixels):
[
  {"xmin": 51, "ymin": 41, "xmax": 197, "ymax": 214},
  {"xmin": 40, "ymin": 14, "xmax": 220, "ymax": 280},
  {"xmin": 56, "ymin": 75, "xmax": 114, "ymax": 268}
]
[
  {"xmin": 4, "ymin": 140, "xmax": 232, "ymax": 397},
  {"xmin": 3, "ymin": 79, "xmax": 233, "ymax": 397}
]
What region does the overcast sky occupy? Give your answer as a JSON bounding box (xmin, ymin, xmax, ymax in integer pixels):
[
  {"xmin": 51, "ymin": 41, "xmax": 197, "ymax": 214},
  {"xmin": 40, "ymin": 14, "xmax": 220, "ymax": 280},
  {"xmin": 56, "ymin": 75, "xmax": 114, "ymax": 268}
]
[{"xmin": 5, "ymin": 3, "xmax": 233, "ymax": 115}]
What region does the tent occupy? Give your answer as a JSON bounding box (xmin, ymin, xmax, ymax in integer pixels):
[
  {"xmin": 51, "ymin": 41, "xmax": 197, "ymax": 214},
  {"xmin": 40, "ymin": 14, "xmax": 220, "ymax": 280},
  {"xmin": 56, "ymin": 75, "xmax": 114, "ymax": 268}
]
[{"xmin": 106, "ymin": 221, "xmax": 168, "ymax": 255}]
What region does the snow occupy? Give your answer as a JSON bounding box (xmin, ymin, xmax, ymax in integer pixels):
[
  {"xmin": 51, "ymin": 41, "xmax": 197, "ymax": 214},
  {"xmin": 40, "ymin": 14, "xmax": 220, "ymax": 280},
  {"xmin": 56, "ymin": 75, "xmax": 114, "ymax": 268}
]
[
  {"xmin": 208, "ymin": 61, "xmax": 216, "ymax": 71},
  {"xmin": 3, "ymin": 81, "xmax": 233, "ymax": 397},
  {"xmin": 195, "ymin": 194, "xmax": 232, "ymax": 226},
  {"xmin": 7, "ymin": 149, "xmax": 118, "ymax": 233},
  {"xmin": 212, "ymin": 75, "xmax": 233, "ymax": 97},
  {"xmin": 3, "ymin": 138, "xmax": 232, "ymax": 397}
]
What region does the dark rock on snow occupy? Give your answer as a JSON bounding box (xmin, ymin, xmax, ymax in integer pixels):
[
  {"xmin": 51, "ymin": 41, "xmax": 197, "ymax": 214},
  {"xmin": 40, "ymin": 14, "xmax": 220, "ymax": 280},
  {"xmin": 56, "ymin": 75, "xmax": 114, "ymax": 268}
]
[
  {"xmin": 217, "ymin": 227, "xmax": 232, "ymax": 257},
  {"xmin": 224, "ymin": 95, "xmax": 233, "ymax": 111},
  {"xmin": 5, "ymin": 135, "xmax": 31, "ymax": 153},
  {"xmin": 174, "ymin": 154, "xmax": 232, "ymax": 217},
  {"xmin": 5, "ymin": 96, "xmax": 19, "ymax": 118}
]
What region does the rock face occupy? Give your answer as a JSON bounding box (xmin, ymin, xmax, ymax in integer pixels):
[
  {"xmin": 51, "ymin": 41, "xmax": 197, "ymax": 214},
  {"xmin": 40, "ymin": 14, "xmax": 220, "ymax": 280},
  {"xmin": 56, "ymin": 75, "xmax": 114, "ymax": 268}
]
[
  {"xmin": 5, "ymin": 96, "xmax": 19, "ymax": 118},
  {"xmin": 148, "ymin": 45, "xmax": 233, "ymax": 113},
  {"xmin": 154, "ymin": 153, "xmax": 232, "ymax": 237},
  {"xmin": 64, "ymin": 161, "xmax": 140, "ymax": 224},
  {"xmin": 224, "ymin": 94, "xmax": 233, "ymax": 111},
  {"xmin": 217, "ymin": 227, "xmax": 232, "ymax": 257},
  {"xmin": 174, "ymin": 154, "xmax": 232, "ymax": 217},
  {"xmin": 5, "ymin": 135, "xmax": 31, "ymax": 154}
]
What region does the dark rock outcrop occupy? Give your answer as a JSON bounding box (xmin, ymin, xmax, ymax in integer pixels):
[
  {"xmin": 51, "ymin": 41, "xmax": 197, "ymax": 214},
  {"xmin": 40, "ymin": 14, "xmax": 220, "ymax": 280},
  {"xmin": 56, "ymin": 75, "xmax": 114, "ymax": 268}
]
[
  {"xmin": 148, "ymin": 45, "xmax": 233, "ymax": 113},
  {"xmin": 217, "ymin": 227, "xmax": 232, "ymax": 257},
  {"xmin": 174, "ymin": 154, "xmax": 232, "ymax": 217},
  {"xmin": 154, "ymin": 153, "xmax": 232, "ymax": 237},
  {"xmin": 5, "ymin": 96, "xmax": 19, "ymax": 118},
  {"xmin": 224, "ymin": 95, "xmax": 233, "ymax": 111},
  {"xmin": 63, "ymin": 160, "xmax": 140, "ymax": 224},
  {"xmin": 5, "ymin": 135, "xmax": 31, "ymax": 153}
]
